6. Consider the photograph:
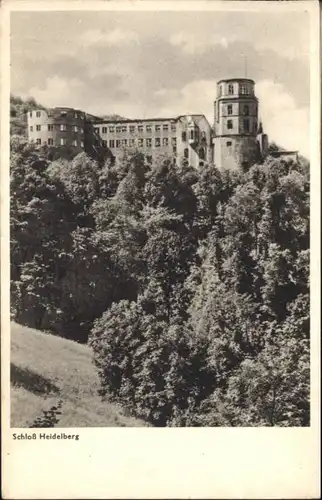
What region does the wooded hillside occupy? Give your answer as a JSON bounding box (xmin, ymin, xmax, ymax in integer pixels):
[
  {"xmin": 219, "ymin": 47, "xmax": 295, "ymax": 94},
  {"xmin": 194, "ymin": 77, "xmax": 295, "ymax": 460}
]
[{"xmin": 10, "ymin": 96, "xmax": 310, "ymax": 427}]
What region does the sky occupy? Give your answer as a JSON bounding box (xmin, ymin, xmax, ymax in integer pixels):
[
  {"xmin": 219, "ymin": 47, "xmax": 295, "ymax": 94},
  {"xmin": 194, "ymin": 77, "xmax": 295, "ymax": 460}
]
[{"xmin": 10, "ymin": 9, "xmax": 310, "ymax": 157}]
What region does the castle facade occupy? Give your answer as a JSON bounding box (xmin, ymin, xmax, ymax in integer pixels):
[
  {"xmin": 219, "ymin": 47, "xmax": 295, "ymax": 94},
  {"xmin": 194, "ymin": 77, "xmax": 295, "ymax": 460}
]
[{"xmin": 26, "ymin": 78, "xmax": 269, "ymax": 170}]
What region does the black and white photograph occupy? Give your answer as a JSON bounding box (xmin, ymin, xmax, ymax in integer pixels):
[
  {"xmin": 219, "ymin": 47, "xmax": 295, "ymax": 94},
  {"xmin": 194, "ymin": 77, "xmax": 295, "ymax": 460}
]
[
  {"xmin": 1, "ymin": 1, "xmax": 320, "ymax": 498},
  {"xmin": 6, "ymin": 3, "xmax": 313, "ymax": 431}
]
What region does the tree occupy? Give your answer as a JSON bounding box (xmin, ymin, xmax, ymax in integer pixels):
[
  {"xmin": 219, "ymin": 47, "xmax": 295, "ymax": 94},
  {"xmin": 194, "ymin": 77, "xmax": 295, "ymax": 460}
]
[
  {"xmin": 47, "ymin": 152, "xmax": 100, "ymax": 211},
  {"xmin": 89, "ymin": 280, "xmax": 215, "ymax": 426},
  {"xmin": 10, "ymin": 155, "xmax": 78, "ymax": 330}
]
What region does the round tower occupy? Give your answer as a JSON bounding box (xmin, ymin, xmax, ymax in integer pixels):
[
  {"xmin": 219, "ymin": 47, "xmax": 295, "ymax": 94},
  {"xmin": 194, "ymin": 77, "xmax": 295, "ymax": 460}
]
[
  {"xmin": 27, "ymin": 107, "xmax": 86, "ymax": 154},
  {"xmin": 214, "ymin": 78, "xmax": 260, "ymax": 170}
]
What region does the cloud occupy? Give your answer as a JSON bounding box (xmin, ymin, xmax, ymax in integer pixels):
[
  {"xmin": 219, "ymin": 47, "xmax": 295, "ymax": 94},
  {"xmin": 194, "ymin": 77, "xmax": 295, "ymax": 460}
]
[
  {"xmin": 82, "ymin": 28, "xmax": 139, "ymax": 47},
  {"xmin": 153, "ymin": 80, "xmax": 216, "ymax": 120},
  {"xmin": 256, "ymin": 80, "xmax": 310, "ymax": 158},
  {"xmin": 170, "ymin": 32, "xmax": 236, "ymax": 55},
  {"xmin": 25, "ymin": 76, "xmax": 86, "ymax": 109}
]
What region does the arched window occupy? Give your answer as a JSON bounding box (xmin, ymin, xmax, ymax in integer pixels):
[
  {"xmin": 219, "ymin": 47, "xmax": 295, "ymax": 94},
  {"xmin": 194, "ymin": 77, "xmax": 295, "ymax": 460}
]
[{"xmin": 184, "ymin": 148, "xmax": 189, "ymax": 159}]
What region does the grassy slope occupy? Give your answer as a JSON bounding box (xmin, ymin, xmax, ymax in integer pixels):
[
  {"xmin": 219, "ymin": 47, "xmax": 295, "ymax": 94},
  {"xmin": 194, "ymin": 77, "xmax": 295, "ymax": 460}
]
[{"xmin": 11, "ymin": 322, "xmax": 147, "ymax": 427}]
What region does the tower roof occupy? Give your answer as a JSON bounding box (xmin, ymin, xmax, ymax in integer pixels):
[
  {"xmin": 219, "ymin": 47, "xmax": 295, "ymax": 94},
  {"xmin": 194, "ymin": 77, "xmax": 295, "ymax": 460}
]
[{"xmin": 217, "ymin": 78, "xmax": 255, "ymax": 84}]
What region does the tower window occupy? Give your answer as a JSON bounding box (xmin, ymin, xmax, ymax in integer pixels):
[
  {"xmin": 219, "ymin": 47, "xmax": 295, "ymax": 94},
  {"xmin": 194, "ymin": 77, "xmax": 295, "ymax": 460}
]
[
  {"xmin": 227, "ymin": 104, "xmax": 233, "ymax": 115},
  {"xmin": 244, "ymin": 119, "xmax": 250, "ymax": 132},
  {"xmin": 226, "ymin": 141, "xmax": 232, "ymax": 146},
  {"xmin": 240, "ymin": 85, "xmax": 249, "ymax": 95},
  {"xmin": 227, "ymin": 119, "xmax": 233, "ymax": 130},
  {"xmin": 219, "ymin": 85, "xmax": 223, "ymax": 96},
  {"xmin": 243, "ymin": 105, "xmax": 249, "ymax": 116},
  {"xmin": 228, "ymin": 84, "xmax": 234, "ymax": 95}
]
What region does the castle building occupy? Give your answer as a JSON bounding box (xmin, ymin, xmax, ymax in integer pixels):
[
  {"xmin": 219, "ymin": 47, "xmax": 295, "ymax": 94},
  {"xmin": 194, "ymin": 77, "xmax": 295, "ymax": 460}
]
[
  {"xmin": 28, "ymin": 107, "xmax": 86, "ymax": 154},
  {"xmin": 213, "ymin": 78, "xmax": 268, "ymax": 170},
  {"xmin": 26, "ymin": 77, "xmax": 271, "ymax": 169},
  {"xmin": 91, "ymin": 114, "xmax": 213, "ymax": 168}
]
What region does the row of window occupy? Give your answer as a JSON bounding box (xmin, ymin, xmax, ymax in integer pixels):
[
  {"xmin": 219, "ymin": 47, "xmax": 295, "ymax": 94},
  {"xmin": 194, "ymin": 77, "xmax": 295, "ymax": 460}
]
[
  {"xmin": 33, "ymin": 138, "xmax": 205, "ymax": 161},
  {"xmin": 227, "ymin": 104, "xmax": 250, "ymax": 116},
  {"xmin": 95, "ymin": 123, "xmax": 176, "ymax": 135},
  {"xmin": 30, "ymin": 124, "xmax": 84, "ymax": 133},
  {"xmin": 226, "ymin": 118, "xmax": 252, "ymax": 132},
  {"xmin": 219, "ymin": 83, "xmax": 251, "ymax": 96},
  {"xmin": 34, "ymin": 138, "xmax": 84, "ymax": 147},
  {"xmin": 29, "ymin": 110, "xmax": 81, "ymax": 119},
  {"xmin": 102, "ymin": 137, "xmax": 177, "ymax": 148}
]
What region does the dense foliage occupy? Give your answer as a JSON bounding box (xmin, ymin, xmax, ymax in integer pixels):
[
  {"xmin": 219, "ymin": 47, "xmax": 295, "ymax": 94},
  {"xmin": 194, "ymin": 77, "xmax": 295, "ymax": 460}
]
[{"xmin": 11, "ymin": 97, "xmax": 310, "ymax": 426}]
